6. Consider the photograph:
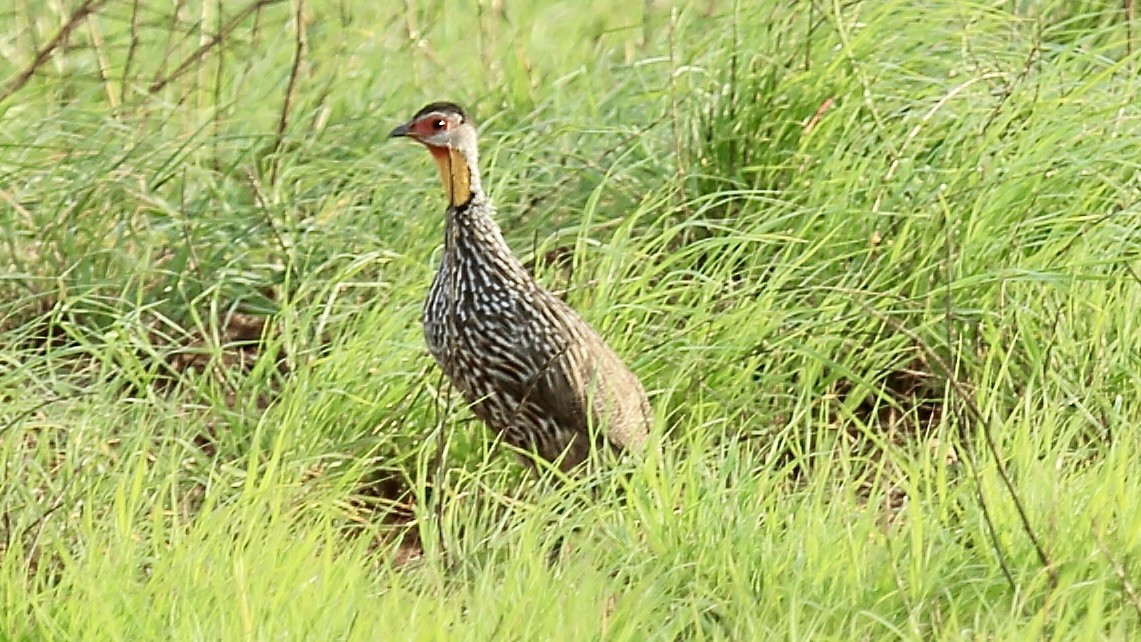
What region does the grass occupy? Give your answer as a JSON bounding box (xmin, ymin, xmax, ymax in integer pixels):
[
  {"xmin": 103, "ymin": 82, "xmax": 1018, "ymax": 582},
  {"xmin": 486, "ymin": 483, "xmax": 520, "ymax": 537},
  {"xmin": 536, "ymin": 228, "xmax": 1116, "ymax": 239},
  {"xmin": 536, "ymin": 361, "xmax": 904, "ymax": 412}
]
[{"xmin": 2, "ymin": 0, "xmax": 1141, "ymax": 639}]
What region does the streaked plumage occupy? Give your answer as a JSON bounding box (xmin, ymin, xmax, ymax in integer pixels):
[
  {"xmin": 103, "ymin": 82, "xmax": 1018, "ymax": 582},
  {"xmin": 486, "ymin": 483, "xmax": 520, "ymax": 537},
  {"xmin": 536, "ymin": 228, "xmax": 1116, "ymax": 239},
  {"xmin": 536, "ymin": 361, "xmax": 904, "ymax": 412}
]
[{"xmin": 389, "ymin": 102, "xmax": 651, "ymax": 471}]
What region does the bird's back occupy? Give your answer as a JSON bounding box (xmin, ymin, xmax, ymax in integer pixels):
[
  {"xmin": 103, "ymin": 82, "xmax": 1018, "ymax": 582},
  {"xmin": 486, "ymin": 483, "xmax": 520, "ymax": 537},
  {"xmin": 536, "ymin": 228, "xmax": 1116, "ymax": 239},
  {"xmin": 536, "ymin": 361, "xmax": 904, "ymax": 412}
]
[{"xmin": 423, "ymin": 200, "xmax": 651, "ymax": 470}]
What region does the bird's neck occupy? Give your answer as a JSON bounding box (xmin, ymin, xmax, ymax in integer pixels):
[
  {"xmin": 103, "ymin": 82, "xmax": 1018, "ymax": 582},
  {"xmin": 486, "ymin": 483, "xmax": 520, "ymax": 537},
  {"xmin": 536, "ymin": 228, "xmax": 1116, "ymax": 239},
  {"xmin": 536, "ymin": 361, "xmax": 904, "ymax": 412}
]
[
  {"xmin": 444, "ymin": 195, "xmax": 526, "ymax": 281},
  {"xmin": 432, "ymin": 144, "xmax": 510, "ymax": 261},
  {"xmin": 445, "ymin": 195, "xmax": 500, "ymax": 250},
  {"xmin": 428, "ymin": 145, "xmax": 479, "ymax": 209}
]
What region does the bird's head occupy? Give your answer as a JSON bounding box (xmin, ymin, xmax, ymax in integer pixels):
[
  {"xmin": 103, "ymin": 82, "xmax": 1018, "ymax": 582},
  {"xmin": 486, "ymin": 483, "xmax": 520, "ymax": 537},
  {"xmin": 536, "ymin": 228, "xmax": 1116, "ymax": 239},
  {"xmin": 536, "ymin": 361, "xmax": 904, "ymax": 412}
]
[{"xmin": 389, "ymin": 101, "xmax": 479, "ymax": 208}]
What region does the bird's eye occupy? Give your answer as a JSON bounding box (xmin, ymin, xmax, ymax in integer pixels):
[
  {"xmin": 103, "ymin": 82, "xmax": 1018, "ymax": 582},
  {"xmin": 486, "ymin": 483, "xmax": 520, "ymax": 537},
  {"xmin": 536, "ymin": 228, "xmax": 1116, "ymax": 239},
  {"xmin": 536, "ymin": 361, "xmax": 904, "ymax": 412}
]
[{"xmin": 432, "ymin": 119, "xmax": 446, "ymax": 130}]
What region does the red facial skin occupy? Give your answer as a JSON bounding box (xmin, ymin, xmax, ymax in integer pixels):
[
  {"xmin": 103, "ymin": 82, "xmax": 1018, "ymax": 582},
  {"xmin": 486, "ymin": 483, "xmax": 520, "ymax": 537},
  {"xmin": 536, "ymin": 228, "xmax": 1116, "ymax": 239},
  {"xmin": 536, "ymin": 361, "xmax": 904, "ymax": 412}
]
[
  {"xmin": 409, "ymin": 115, "xmax": 453, "ymax": 164},
  {"xmin": 410, "ymin": 116, "xmax": 452, "ymax": 137}
]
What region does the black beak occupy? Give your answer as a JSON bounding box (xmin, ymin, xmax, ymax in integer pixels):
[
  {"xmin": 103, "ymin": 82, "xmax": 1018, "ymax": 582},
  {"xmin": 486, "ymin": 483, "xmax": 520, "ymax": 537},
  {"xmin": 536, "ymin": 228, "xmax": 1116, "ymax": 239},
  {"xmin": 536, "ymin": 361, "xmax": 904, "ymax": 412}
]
[{"xmin": 388, "ymin": 121, "xmax": 411, "ymax": 139}]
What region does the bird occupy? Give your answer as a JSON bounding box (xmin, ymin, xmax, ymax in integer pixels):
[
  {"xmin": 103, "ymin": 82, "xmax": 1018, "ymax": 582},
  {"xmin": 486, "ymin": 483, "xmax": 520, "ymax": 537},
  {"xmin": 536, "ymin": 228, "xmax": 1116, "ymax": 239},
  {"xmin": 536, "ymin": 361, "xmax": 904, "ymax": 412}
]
[{"xmin": 388, "ymin": 101, "xmax": 652, "ymax": 473}]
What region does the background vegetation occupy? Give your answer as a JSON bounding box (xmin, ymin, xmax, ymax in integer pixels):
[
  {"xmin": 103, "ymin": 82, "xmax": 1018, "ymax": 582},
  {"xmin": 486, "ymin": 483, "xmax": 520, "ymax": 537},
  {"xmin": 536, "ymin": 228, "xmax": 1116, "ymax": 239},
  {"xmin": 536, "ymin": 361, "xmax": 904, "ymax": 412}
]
[{"xmin": 2, "ymin": 0, "xmax": 1140, "ymax": 638}]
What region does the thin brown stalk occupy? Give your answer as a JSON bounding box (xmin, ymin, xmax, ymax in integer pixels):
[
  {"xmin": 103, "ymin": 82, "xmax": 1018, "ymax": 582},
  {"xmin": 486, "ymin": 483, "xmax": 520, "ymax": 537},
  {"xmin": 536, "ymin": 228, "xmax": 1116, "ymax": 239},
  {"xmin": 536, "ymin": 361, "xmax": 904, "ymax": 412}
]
[
  {"xmin": 213, "ymin": 0, "xmax": 225, "ymax": 171},
  {"xmin": 242, "ymin": 168, "xmax": 289, "ymax": 257},
  {"xmin": 860, "ymin": 301, "xmax": 1056, "ymax": 591},
  {"xmin": 196, "ymin": 0, "xmax": 214, "ymax": 114},
  {"xmin": 667, "ymin": 7, "xmax": 688, "ymax": 209},
  {"xmin": 0, "ymin": 0, "xmax": 110, "ymax": 105},
  {"xmin": 1127, "ymin": 0, "xmax": 1135, "ymax": 72},
  {"xmin": 253, "ymin": 0, "xmax": 265, "ymax": 46},
  {"xmin": 403, "ymin": 0, "xmax": 420, "ymax": 40},
  {"xmin": 513, "ymin": 111, "xmax": 669, "ymax": 224},
  {"xmin": 149, "ymin": 0, "xmax": 285, "ymax": 94},
  {"xmin": 153, "ymin": 0, "xmax": 188, "ymax": 94},
  {"xmin": 804, "ymin": 0, "xmax": 813, "ymax": 70},
  {"xmin": 120, "ymin": 0, "xmax": 142, "ymax": 105},
  {"xmin": 270, "ymin": 0, "xmax": 307, "ymax": 186},
  {"xmin": 431, "ymin": 367, "xmax": 454, "ymax": 568},
  {"xmin": 1092, "ymin": 523, "xmax": 1141, "ymax": 624},
  {"xmin": 642, "ymin": 0, "xmax": 653, "ymax": 49}
]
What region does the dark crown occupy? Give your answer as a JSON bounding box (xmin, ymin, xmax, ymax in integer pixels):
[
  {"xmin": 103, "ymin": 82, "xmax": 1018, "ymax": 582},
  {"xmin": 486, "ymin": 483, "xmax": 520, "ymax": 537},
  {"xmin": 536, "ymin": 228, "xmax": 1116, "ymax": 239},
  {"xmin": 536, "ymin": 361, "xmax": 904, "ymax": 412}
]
[{"xmin": 413, "ymin": 101, "xmax": 468, "ymax": 123}]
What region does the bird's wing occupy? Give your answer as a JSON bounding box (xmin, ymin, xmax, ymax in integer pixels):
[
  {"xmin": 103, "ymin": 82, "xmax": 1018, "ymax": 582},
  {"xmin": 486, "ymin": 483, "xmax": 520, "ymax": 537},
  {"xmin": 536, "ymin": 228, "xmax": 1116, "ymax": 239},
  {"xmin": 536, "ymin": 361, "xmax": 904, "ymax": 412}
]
[
  {"xmin": 517, "ymin": 291, "xmax": 648, "ymax": 451},
  {"xmin": 515, "ymin": 297, "xmax": 592, "ymax": 436}
]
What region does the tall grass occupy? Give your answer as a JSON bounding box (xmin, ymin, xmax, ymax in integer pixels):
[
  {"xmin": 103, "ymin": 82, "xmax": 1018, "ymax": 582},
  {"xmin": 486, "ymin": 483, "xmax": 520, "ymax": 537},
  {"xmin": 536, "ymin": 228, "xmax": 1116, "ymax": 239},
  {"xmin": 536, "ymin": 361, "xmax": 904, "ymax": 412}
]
[{"xmin": 2, "ymin": 0, "xmax": 1140, "ymax": 639}]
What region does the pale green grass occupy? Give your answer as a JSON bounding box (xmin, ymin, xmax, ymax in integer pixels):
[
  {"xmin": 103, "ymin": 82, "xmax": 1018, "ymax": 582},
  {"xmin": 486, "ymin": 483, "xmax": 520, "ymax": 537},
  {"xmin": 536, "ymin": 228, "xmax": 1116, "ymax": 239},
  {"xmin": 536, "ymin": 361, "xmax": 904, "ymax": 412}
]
[{"xmin": 2, "ymin": 0, "xmax": 1141, "ymax": 639}]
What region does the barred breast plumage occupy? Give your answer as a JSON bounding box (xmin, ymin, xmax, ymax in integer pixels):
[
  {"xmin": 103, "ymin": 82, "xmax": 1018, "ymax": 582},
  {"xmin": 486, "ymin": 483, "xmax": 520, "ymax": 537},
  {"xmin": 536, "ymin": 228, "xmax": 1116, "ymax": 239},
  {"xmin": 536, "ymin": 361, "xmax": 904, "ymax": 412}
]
[{"xmin": 390, "ymin": 101, "xmax": 651, "ymax": 472}]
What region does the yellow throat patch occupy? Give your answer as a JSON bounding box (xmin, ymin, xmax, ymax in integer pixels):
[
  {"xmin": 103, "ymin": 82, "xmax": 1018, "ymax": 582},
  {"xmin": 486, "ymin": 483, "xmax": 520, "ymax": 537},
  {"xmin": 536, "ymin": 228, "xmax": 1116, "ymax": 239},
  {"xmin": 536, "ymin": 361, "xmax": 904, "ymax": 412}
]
[{"xmin": 428, "ymin": 145, "xmax": 472, "ymax": 207}]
